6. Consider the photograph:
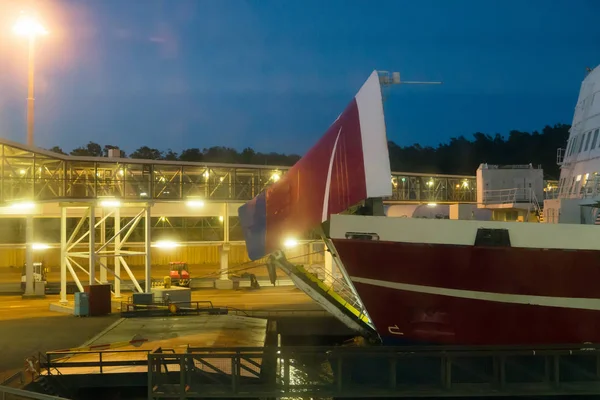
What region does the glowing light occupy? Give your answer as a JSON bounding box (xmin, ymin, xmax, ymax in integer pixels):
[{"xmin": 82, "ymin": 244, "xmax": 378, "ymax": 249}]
[
  {"xmin": 219, "ymin": 176, "xmax": 224, "ymax": 182},
  {"xmin": 462, "ymin": 180, "xmax": 469, "ymax": 188},
  {"xmin": 140, "ymin": 192, "xmax": 148, "ymax": 197},
  {"xmin": 10, "ymin": 201, "xmax": 35, "ymax": 210},
  {"xmin": 13, "ymin": 15, "xmax": 48, "ymax": 37},
  {"xmin": 203, "ymin": 171, "xmax": 209, "ymax": 179},
  {"xmin": 32, "ymin": 243, "xmax": 49, "ymax": 250},
  {"xmin": 100, "ymin": 199, "xmax": 121, "ymax": 208},
  {"xmin": 159, "ymin": 216, "xmax": 167, "ymax": 222},
  {"xmin": 186, "ymin": 200, "xmax": 205, "ymax": 208},
  {"xmin": 271, "ymin": 173, "xmax": 281, "ymax": 182},
  {"xmin": 427, "ymin": 179, "xmax": 434, "ymax": 187},
  {"xmin": 283, "ymin": 238, "xmax": 298, "ymax": 248},
  {"xmin": 19, "ymin": 169, "xmax": 26, "ymax": 176},
  {"xmin": 118, "ymin": 169, "xmax": 124, "ymax": 176},
  {"xmin": 218, "ymin": 216, "xmax": 224, "ymax": 222},
  {"xmin": 153, "ymin": 240, "xmax": 179, "ymax": 249},
  {"xmin": 427, "ymin": 203, "xmax": 437, "ymax": 207}
]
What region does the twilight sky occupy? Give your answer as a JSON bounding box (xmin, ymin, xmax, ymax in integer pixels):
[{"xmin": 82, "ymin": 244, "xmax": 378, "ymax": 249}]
[{"xmin": 0, "ymin": 0, "xmax": 599, "ymax": 155}]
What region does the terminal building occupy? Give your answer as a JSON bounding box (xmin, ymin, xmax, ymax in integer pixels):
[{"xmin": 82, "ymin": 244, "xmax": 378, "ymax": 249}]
[{"xmin": 0, "ymin": 138, "xmax": 483, "ymax": 298}]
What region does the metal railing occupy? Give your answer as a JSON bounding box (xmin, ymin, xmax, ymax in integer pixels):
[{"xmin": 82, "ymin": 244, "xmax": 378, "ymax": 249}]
[
  {"xmin": 0, "ymin": 386, "xmax": 70, "ymax": 400},
  {"xmin": 482, "ymin": 187, "xmax": 538, "ymax": 205},
  {"xmin": 27, "ymin": 343, "xmax": 600, "ymax": 398},
  {"xmin": 148, "ymin": 343, "xmax": 600, "ymax": 399}
]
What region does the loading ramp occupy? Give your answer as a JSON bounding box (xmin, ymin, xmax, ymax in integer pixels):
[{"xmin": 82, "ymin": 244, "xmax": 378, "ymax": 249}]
[{"xmin": 266, "ymin": 247, "xmax": 379, "ymax": 343}]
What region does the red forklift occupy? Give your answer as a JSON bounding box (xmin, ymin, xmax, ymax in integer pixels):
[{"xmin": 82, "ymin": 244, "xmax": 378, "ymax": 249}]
[{"xmin": 169, "ymin": 261, "xmax": 190, "ymax": 287}]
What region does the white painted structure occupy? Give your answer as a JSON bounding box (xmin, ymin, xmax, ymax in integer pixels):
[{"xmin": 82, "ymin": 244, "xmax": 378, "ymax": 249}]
[
  {"xmin": 545, "ymin": 65, "xmax": 600, "ymax": 224},
  {"xmin": 386, "ymin": 204, "xmax": 491, "ymax": 220},
  {"xmin": 476, "ymin": 164, "xmax": 544, "ymax": 209}
]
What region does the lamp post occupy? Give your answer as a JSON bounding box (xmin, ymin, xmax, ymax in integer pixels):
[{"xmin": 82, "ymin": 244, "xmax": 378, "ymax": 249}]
[{"xmin": 13, "ymin": 14, "xmax": 48, "ymax": 147}]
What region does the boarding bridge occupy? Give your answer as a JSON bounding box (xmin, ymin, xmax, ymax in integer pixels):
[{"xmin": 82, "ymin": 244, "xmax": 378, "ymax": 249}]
[{"xmin": 267, "ymin": 242, "xmax": 379, "ymax": 343}]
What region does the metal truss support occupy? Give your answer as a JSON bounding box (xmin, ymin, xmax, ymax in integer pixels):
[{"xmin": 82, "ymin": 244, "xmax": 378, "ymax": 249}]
[{"xmin": 60, "ymin": 203, "xmax": 153, "ymax": 300}]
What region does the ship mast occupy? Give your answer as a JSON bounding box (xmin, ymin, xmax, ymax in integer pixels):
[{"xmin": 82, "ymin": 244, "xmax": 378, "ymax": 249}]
[{"xmin": 377, "ymin": 70, "xmax": 443, "ymax": 102}]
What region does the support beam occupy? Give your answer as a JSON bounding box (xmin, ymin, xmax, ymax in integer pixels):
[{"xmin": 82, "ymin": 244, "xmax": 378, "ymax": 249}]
[
  {"xmin": 60, "ymin": 207, "xmax": 67, "ymax": 304},
  {"xmin": 220, "ymin": 243, "xmax": 230, "ymax": 280},
  {"xmin": 23, "ymin": 215, "xmax": 34, "ymax": 296},
  {"xmin": 144, "ymin": 206, "xmax": 151, "ymax": 293},
  {"xmin": 215, "ymin": 204, "xmax": 233, "ymax": 289},
  {"xmin": 114, "ymin": 207, "xmax": 121, "ymax": 298},
  {"xmin": 89, "ymin": 204, "xmax": 95, "ymax": 285},
  {"xmin": 100, "ymin": 209, "xmax": 107, "ymax": 283}
]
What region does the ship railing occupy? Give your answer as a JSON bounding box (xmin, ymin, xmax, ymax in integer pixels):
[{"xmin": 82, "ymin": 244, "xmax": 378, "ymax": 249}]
[{"xmin": 482, "ymin": 188, "xmax": 536, "ymax": 205}]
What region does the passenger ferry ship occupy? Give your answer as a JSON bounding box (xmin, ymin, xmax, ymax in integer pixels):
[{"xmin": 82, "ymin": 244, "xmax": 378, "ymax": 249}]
[
  {"xmin": 240, "ymin": 65, "xmax": 600, "ymax": 345},
  {"xmin": 544, "ymin": 65, "xmax": 600, "ymax": 224}
]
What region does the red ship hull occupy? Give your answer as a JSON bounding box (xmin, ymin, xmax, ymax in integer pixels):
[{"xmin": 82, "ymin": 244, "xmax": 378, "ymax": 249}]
[{"xmin": 332, "ymin": 237, "xmax": 600, "ymax": 345}]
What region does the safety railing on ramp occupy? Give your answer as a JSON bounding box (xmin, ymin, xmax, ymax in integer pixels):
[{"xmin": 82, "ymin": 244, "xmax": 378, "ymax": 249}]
[{"xmin": 266, "ymin": 250, "xmax": 377, "ymax": 342}]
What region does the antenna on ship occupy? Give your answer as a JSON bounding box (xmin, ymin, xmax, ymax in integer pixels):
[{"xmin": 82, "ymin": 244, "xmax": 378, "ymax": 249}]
[{"xmin": 377, "ymin": 70, "xmax": 443, "ymax": 101}]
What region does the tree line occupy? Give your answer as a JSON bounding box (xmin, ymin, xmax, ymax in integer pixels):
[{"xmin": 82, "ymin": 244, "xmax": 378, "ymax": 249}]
[{"xmin": 47, "ymin": 123, "xmax": 570, "ymax": 179}]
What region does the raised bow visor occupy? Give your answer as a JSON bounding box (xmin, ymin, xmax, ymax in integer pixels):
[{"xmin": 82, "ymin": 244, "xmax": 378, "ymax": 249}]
[{"xmin": 238, "ymin": 70, "xmax": 393, "ymax": 260}]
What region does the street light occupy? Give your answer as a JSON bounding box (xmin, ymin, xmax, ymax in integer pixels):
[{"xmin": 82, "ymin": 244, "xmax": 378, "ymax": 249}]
[{"xmin": 13, "ymin": 14, "xmax": 48, "ymax": 147}]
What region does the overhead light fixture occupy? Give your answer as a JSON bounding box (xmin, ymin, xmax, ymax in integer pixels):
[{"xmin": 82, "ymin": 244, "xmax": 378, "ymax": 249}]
[
  {"xmin": 32, "ymin": 243, "xmax": 50, "ymax": 250},
  {"xmin": 218, "ymin": 216, "xmax": 224, "ymax": 222},
  {"xmin": 271, "ymin": 173, "xmax": 281, "ymax": 182},
  {"xmin": 283, "ymin": 238, "xmax": 298, "ymax": 248},
  {"xmin": 427, "ymin": 203, "xmax": 437, "ymax": 207},
  {"xmin": 153, "ymin": 240, "xmax": 179, "ymax": 249},
  {"xmin": 100, "ymin": 199, "xmax": 121, "ymax": 208},
  {"xmin": 10, "ymin": 201, "xmax": 35, "ymax": 210},
  {"xmin": 186, "ymin": 199, "xmax": 205, "ymax": 208}
]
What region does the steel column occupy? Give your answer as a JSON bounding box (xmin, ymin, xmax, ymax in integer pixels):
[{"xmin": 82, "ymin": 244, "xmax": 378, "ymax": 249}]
[
  {"xmin": 114, "ymin": 207, "xmax": 121, "ymax": 297},
  {"xmin": 144, "ymin": 206, "xmax": 151, "ymax": 293},
  {"xmin": 100, "ymin": 209, "xmax": 107, "ymax": 283},
  {"xmin": 89, "ymin": 205, "xmax": 95, "ymax": 285},
  {"xmin": 60, "ymin": 207, "xmax": 67, "ymax": 303},
  {"xmin": 24, "ymin": 215, "xmax": 34, "ymax": 296}
]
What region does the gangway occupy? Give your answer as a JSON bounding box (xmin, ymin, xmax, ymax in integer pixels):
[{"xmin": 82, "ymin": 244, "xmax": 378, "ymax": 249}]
[{"xmin": 266, "ymin": 248, "xmax": 379, "ymax": 343}]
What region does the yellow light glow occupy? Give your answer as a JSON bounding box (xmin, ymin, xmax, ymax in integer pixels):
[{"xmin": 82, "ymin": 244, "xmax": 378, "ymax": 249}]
[
  {"xmin": 32, "ymin": 243, "xmax": 50, "ymax": 250},
  {"xmin": 154, "ymin": 240, "xmax": 179, "ymax": 249},
  {"xmin": 271, "ymin": 173, "xmax": 281, "ymax": 182},
  {"xmin": 140, "ymin": 192, "xmax": 148, "ymax": 197},
  {"xmin": 19, "ymin": 169, "xmax": 26, "ymax": 176},
  {"xmin": 186, "ymin": 200, "xmax": 205, "ymax": 208},
  {"xmin": 218, "ymin": 216, "xmax": 224, "ymax": 222},
  {"xmin": 100, "ymin": 199, "xmax": 121, "ymax": 208},
  {"xmin": 427, "ymin": 180, "xmax": 434, "ymax": 187},
  {"xmin": 427, "ymin": 203, "xmax": 437, "ymax": 207},
  {"xmin": 283, "ymin": 238, "xmax": 298, "ymax": 248},
  {"xmin": 462, "ymin": 180, "xmax": 469, "ymax": 188},
  {"xmin": 118, "ymin": 169, "xmax": 124, "ymax": 176},
  {"xmin": 13, "ymin": 14, "xmax": 48, "ymax": 37},
  {"xmin": 10, "ymin": 201, "xmax": 35, "ymax": 210},
  {"xmin": 203, "ymin": 171, "xmax": 209, "ymax": 179}
]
